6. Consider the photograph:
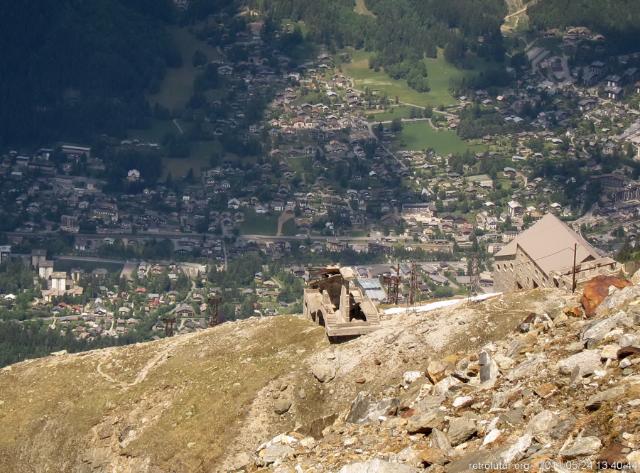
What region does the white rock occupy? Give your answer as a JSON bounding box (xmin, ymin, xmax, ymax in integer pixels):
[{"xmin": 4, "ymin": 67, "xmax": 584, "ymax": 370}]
[
  {"xmin": 627, "ymin": 451, "xmax": 640, "ymax": 473},
  {"xmin": 619, "ymin": 334, "xmax": 640, "ymax": 348},
  {"xmin": 557, "ymin": 350, "xmax": 601, "ymax": 377},
  {"xmin": 453, "ymin": 396, "xmax": 474, "ymax": 408},
  {"xmin": 433, "ymin": 376, "xmax": 461, "ymax": 396},
  {"xmin": 483, "ymin": 429, "xmax": 501, "ymax": 446},
  {"xmin": 403, "ymin": 371, "xmax": 423, "ymax": 385},
  {"xmin": 500, "ymin": 433, "xmax": 532, "ymax": 464},
  {"xmin": 300, "ymin": 437, "xmax": 316, "ymax": 449}
]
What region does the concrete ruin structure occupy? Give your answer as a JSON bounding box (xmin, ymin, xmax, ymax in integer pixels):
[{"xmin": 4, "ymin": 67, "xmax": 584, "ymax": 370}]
[
  {"xmin": 303, "ymin": 266, "xmax": 380, "ymax": 340},
  {"xmin": 493, "ymin": 213, "xmax": 621, "ymax": 292}
]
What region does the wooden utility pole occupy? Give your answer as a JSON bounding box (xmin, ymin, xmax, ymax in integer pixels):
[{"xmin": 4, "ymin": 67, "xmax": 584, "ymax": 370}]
[{"xmin": 571, "ymin": 243, "xmax": 578, "ymax": 293}]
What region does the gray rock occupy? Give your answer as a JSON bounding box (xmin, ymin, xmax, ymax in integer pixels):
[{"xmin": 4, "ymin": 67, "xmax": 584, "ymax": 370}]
[
  {"xmin": 413, "ymin": 395, "xmax": 445, "ymax": 412},
  {"xmin": 597, "ymin": 286, "xmax": 640, "ymax": 315},
  {"xmin": 312, "ymin": 362, "xmax": 336, "ymax": 383},
  {"xmin": 338, "ymin": 459, "xmax": 419, "ymax": 473},
  {"xmin": 257, "ymin": 444, "xmax": 294, "ymax": 466},
  {"xmin": 618, "ymin": 334, "xmax": 640, "ymax": 348},
  {"xmin": 582, "ymin": 313, "xmax": 627, "ymax": 347},
  {"xmin": 499, "ymin": 407, "xmax": 525, "ymax": 428},
  {"xmin": 547, "ymin": 418, "xmax": 576, "ymax": 442},
  {"xmin": 447, "ymin": 417, "xmax": 477, "ymax": 446},
  {"xmin": 557, "ymin": 350, "xmax": 601, "ymax": 377},
  {"xmin": 559, "ymin": 436, "xmax": 602, "ymax": 458},
  {"xmin": 479, "ymin": 351, "xmax": 499, "ymax": 383},
  {"xmin": 274, "ymin": 398, "xmax": 292, "ymax": 415},
  {"xmin": 406, "ymin": 409, "xmax": 445, "ymax": 435},
  {"xmin": 507, "ymin": 354, "xmax": 546, "ymax": 381},
  {"xmin": 585, "ymin": 386, "xmax": 625, "ymax": 411},
  {"xmin": 347, "ymin": 392, "xmax": 399, "ymax": 424},
  {"xmin": 346, "ymin": 392, "xmax": 371, "ymax": 424},
  {"xmin": 431, "ymin": 428, "xmax": 453, "ymax": 452},
  {"xmin": 527, "ymin": 410, "xmax": 558, "ymax": 438}
]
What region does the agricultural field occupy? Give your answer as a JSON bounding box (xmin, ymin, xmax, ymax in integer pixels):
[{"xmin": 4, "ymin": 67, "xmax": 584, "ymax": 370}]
[
  {"xmin": 241, "ymin": 210, "xmax": 279, "ymax": 235},
  {"xmin": 342, "ymin": 49, "xmax": 470, "ymax": 107},
  {"xmin": 395, "ymin": 121, "xmax": 485, "ymax": 155}
]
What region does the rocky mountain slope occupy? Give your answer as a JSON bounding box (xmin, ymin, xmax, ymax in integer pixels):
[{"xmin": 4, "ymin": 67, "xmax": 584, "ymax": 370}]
[{"xmin": 1, "ymin": 282, "xmax": 639, "ymax": 472}]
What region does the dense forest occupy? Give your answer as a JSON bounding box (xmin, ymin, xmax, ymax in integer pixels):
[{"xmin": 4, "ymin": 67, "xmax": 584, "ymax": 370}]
[
  {"xmin": 0, "ymin": 0, "xmax": 179, "ymax": 146},
  {"xmin": 529, "ymin": 0, "xmax": 640, "ymax": 52},
  {"xmin": 0, "ymin": 320, "xmax": 154, "ymax": 368}
]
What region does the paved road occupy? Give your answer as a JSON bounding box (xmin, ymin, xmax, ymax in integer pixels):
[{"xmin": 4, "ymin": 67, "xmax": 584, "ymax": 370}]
[
  {"xmin": 370, "ymin": 117, "xmax": 431, "ymax": 125},
  {"xmin": 7, "ymin": 230, "xmax": 412, "ymax": 248},
  {"xmin": 54, "ymin": 255, "xmax": 131, "ymax": 265}
]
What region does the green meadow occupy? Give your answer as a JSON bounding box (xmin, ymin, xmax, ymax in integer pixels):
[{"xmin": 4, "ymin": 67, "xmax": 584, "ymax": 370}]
[
  {"xmin": 342, "ymin": 49, "xmax": 470, "ymax": 107},
  {"xmin": 396, "ymin": 121, "xmax": 485, "ymax": 155}
]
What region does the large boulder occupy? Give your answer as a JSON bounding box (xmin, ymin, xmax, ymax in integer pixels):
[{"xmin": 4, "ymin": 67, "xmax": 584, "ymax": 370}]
[
  {"xmin": 581, "ymin": 276, "xmax": 631, "ymax": 316},
  {"xmin": 596, "ymin": 285, "xmax": 640, "ymax": 315},
  {"xmin": 581, "ymin": 312, "xmax": 628, "ymax": 347},
  {"xmin": 556, "ymin": 350, "xmax": 601, "ymax": 378}
]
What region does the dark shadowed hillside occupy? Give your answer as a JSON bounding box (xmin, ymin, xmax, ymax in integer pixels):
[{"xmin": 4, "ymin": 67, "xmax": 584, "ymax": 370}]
[{"xmin": 0, "ymin": 0, "xmax": 178, "ymax": 146}]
